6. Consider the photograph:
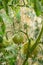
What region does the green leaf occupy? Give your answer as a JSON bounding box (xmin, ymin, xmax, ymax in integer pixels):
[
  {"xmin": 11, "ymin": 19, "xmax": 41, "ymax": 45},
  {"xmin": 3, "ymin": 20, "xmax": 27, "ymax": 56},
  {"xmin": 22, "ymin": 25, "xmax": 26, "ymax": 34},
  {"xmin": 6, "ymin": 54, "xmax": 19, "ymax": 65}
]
[
  {"xmin": 24, "ymin": 23, "xmax": 29, "ymax": 29},
  {"xmin": 2, "ymin": 0, "xmax": 9, "ymax": 15},
  {"xmin": 12, "ymin": 0, "xmax": 19, "ymax": 4},
  {"xmin": 16, "ymin": 10, "xmax": 21, "ymax": 23},
  {"xmin": 1, "ymin": 23, "xmax": 5, "ymax": 34},
  {"xmin": 41, "ymin": 0, "xmax": 43, "ymax": 5},
  {"xmin": 0, "ymin": 16, "xmax": 5, "ymax": 35},
  {"xmin": 34, "ymin": 0, "xmax": 42, "ymax": 16},
  {"xmin": 0, "ymin": 0, "xmax": 3, "ymax": 9},
  {"xmin": 0, "ymin": 11, "xmax": 12, "ymax": 23}
]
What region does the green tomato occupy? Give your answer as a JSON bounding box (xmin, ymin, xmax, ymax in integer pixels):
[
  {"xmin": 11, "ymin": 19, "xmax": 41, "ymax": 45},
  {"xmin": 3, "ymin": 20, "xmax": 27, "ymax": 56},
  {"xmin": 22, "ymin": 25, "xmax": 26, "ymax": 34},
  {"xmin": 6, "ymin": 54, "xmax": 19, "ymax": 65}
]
[
  {"xmin": 3, "ymin": 36, "xmax": 10, "ymax": 46},
  {"xmin": 32, "ymin": 46, "xmax": 40, "ymax": 56},
  {"xmin": 21, "ymin": 41, "xmax": 29, "ymax": 55},
  {"xmin": 21, "ymin": 40, "xmax": 40, "ymax": 57},
  {"xmin": 13, "ymin": 33, "xmax": 24, "ymax": 44}
]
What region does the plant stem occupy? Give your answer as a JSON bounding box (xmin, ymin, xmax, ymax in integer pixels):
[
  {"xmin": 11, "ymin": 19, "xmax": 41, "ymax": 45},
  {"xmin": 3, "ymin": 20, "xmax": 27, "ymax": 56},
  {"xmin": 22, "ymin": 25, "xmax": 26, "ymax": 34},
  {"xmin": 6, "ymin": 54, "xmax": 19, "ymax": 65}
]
[
  {"xmin": 19, "ymin": 30, "xmax": 27, "ymax": 35},
  {"xmin": 22, "ymin": 21, "xmax": 43, "ymax": 65},
  {"xmin": 31, "ymin": 23, "xmax": 43, "ymax": 52},
  {"xmin": 17, "ymin": 4, "xmax": 29, "ymax": 8},
  {"xmin": 23, "ymin": 0, "xmax": 25, "ymax": 5},
  {"xmin": 19, "ymin": 30, "xmax": 30, "ymax": 43}
]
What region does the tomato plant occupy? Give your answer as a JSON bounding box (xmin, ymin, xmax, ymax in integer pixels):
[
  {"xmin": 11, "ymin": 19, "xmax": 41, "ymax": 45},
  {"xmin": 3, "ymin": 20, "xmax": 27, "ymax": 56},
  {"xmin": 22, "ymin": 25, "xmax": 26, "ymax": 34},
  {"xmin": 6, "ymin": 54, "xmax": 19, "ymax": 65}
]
[{"xmin": 0, "ymin": 0, "xmax": 43, "ymax": 65}]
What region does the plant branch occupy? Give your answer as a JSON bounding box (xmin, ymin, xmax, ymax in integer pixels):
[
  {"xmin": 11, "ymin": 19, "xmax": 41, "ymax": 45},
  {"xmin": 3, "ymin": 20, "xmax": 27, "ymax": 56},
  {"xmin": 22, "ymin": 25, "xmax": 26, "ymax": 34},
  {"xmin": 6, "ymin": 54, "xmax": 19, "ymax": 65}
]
[
  {"xmin": 19, "ymin": 30, "xmax": 27, "ymax": 35},
  {"xmin": 23, "ymin": 0, "xmax": 25, "ymax": 5},
  {"xmin": 19, "ymin": 30, "xmax": 30, "ymax": 43},
  {"xmin": 31, "ymin": 23, "xmax": 43, "ymax": 52},
  {"xmin": 22, "ymin": 21, "xmax": 43, "ymax": 65},
  {"xmin": 17, "ymin": 4, "xmax": 29, "ymax": 8}
]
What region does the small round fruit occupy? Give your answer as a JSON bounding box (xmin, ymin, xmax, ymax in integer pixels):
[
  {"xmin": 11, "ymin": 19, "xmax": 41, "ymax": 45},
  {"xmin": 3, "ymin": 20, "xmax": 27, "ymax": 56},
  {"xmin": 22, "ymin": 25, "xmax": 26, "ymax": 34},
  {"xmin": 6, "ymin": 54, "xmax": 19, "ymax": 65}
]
[
  {"xmin": 21, "ymin": 41, "xmax": 29, "ymax": 54},
  {"xmin": 13, "ymin": 33, "xmax": 24, "ymax": 44},
  {"xmin": 32, "ymin": 46, "xmax": 40, "ymax": 56}
]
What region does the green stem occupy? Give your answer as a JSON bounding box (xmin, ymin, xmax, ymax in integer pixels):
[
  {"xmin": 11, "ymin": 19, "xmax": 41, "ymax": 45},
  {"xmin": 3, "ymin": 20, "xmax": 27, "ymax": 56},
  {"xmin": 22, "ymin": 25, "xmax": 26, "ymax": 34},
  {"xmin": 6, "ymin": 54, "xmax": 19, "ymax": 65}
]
[
  {"xmin": 31, "ymin": 23, "xmax": 43, "ymax": 52},
  {"xmin": 22, "ymin": 53, "xmax": 30, "ymax": 65},
  {"xmin": 22, "ymin": 21, "xmax": 43, "ymax": 65},
  {"xmin": 17, "ymin": 4, "xmax": 29, "ymax": 8},
  {"xmin": 23, "ymin": 0, "xmax": 25, "ymax": 5},
  {"xmin": 20, "ymin": 30, "xmax": 30, "ymax": 43},
  {"xmin": 20, "ymin": 30, "xmax": 31, "ymax": 65},
  {"xmin": 19, "ymin": 30, "xmax": 27, "ymax": 35}
]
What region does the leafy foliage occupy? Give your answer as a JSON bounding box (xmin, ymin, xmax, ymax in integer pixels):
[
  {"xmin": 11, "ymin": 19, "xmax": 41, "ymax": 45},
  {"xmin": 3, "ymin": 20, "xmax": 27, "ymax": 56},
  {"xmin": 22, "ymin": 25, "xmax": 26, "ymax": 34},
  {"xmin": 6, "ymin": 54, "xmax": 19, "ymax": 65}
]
[{"xmin": 0, "ymin": 0, "xmax": 43, "ymax": 65}]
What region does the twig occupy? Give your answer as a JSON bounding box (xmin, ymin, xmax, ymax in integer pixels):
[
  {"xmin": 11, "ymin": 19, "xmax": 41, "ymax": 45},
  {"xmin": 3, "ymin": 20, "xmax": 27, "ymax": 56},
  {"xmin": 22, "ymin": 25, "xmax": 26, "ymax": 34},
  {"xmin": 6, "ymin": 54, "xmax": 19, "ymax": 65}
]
[{"xmin": 19, "ymin": 30, "xmax": 27, "ymax": 35}]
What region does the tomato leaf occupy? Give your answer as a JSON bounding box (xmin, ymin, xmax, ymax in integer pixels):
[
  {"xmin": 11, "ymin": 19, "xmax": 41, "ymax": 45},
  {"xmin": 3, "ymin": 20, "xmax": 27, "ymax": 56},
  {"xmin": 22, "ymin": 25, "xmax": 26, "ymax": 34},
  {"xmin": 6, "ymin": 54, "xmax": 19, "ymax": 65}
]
[{"xmin": 34, "ymin": 0, "xmax": 42, "ymax": 16}]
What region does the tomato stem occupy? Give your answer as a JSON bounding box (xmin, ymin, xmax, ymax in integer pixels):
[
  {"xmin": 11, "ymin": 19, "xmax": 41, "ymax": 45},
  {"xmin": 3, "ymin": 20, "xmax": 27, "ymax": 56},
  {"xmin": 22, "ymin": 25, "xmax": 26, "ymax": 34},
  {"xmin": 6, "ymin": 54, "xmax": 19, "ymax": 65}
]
[{"xmin": 22, "ymin": 21, "xmax": 43, "ymax": 65}]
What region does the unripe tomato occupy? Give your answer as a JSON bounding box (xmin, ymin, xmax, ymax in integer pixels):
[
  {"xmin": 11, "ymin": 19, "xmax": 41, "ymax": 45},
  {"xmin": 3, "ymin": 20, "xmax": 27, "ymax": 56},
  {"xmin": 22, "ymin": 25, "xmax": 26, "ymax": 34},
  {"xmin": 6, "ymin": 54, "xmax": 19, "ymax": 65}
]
[
  {"xmin": 21, "ymin": 41, "xmax": 29, "ymax": 54},
  {"xmin": 21, "ymin": 40, "xmax": 40, "ymax": 57},
  {"xmin": 32, "ymin": 46, "xmax": 40, "ymax": 56},
  {"xmin": 3, "ymin": 36, "xmax": 10, "ymax": 46},
  {"xmin": 30, "ymin": 40, "xmax": 38, "ymax": 56},
  {"xmin": 13, "ymin": 33, "xmax": 24, "ymax": 44}
]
